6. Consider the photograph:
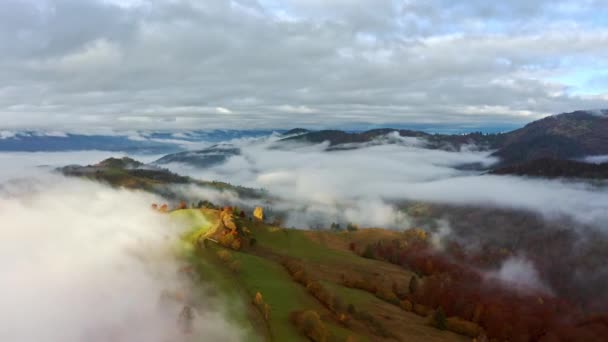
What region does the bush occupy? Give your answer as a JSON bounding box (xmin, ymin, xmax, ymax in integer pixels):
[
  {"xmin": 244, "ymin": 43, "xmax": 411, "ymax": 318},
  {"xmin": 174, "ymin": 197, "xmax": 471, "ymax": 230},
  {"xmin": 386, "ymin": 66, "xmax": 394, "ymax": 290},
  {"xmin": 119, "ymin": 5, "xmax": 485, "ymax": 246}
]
[
  {"xmin": 217, "ymin": 250, "xmax": 232, "ymax": 263},
  {"xmin": 392, "ymin": 281, "xmax": 409, "ymax": 300},
  {"xmin": 413, "ymin": 303, "xmax": 432, "ymax": 317},
  {"xmin": 400, "ymin": 300, "xmax": 413, "ymax": 311},
  {"xmin": 219, "ymin": 233, "xmax": 235, "ymax": 247},
  {"xmin": 446, "ymin": 317, "xmax": 482, "ymax": 337},
  {"xmin": 253, "ymin": 292, "xmax": 271, "ymax": 322},
  {"xmin": 294, "ymin": 310, "xmax": 328, "ymax": 342},
  {"xmin": 375, "ymin": 287, "xmax": 399, "ymax": 305},
  {"xmin": 433, "ymin": 307, "xmax": 447, "ymax": 330},
  {"xmin": 409, "ymin": 275, "xmax": 419, "ymax": 295},
  {"xmin": 362, "ymin": 245, "xmax": 374, "ymax": 259},
  {"xmin": 230, "ymin": 238, "xmax": 242, "ymax": 251}
]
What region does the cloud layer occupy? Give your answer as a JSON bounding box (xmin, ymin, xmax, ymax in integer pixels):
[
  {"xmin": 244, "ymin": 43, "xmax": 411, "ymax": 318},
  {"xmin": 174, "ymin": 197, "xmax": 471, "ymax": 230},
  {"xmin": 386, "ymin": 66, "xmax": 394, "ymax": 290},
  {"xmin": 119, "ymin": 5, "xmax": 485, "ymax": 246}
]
[
  {"xmin": 164, "ymin": 135, "xmax": 608, "ymax": 230},
  {"xmin": 1, "ymin": 0, "xmax": 608, "ymax": 130}
]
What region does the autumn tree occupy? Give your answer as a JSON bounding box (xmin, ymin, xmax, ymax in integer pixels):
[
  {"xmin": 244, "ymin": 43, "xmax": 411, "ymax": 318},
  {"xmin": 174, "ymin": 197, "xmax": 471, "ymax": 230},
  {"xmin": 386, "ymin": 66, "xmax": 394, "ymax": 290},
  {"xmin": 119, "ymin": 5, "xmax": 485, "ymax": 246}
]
[
  {"xmin": 409, "ymin": 275, "xmax": 419, "ymax": 295},
  {"xmin": 253, "ymin": 292, "xmax": 271, "ymax": 322},
  {"xmin": 433, "ymin": 307, "xmax": 447, "ymax": 330},
  {"xmin": 294, "ymin": 310, "xmax": 328, "ymax": 342}
]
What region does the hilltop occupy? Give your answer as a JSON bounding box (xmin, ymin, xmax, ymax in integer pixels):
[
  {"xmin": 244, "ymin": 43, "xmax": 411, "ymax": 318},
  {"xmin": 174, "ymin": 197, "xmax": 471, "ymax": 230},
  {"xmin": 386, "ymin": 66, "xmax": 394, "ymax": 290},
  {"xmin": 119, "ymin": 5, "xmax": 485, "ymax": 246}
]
[
  {"xmin": 491, "ymin": 110, "xmax": 608, "ymax": 165},
  {"xmin": 153, "ymin": 144, "xmax": 241, "ymax": 168},
  {"xmin": 60, "ymin": 157, "xmax": 266, "ymax": 200}
]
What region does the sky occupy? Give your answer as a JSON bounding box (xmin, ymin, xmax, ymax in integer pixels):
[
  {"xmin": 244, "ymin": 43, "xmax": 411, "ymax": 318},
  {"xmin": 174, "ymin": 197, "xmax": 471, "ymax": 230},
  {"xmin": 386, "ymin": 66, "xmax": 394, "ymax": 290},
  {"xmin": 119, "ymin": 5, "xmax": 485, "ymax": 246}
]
[{"xmin": 1, "ymin": 0, "xmax": 607, "ymax": 132}]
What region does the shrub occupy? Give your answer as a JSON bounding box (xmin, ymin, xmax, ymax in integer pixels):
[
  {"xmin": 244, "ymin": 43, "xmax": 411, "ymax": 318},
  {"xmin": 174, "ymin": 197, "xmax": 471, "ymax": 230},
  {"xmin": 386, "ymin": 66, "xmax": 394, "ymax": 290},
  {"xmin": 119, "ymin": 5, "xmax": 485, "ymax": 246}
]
[
  {"xmin": 409, "ymin": 275, "xmax": 419, "ymax": 295},
  {"xmin": 253, "ymin": 292, "xmax": 271, "ymax": 322},
  {"xmin": 362, "ymin": 245, "xmax": 374, "ymax": 259},
  {"xmin": 217, "ymin": 250, "xmax": 232, "ymax": 263},
  {"xmin": 446, "ymin": 317, "xmax": 482, "ymax": 338},
  {"xmin": 230, "ymin": 238, "xmax": 242, "ymax": 251},
  {"xmin": 253, "ymin": 292, "xmax": 264, "ymax": 306},
  {"xmin": 392, "ymin": 281, "xmax": 409, "ymax": 300},
  {"xmin": 400, "ymin": 300, "xmax": 413, "ymax": 311},
  {"xmin": 294, "ymin": 310, "xmax": 328, "ymax": 342},
  {"xmin": 433, "ymin": 307, "xmax": 447, "ymax": 330},
  {"xmin": 375, "ymin": 287, "xmax": 399, "ymax": 305},
  {"xmin": 219, "ymin": 233, "xmax": 235, "ymax": 247},
  {"xmin": 413, "ymin": 303, "xmax": 432, "ymax": 317}
]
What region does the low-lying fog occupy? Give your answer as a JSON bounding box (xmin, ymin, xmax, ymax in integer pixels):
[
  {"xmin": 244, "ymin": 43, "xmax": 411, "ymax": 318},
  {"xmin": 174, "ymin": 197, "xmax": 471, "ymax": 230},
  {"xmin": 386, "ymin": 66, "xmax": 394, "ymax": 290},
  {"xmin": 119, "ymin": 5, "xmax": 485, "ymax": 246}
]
[
  {"xmin": 163, "ymin": 135, "xmax": 608, "ymax": 231},
  {"xmin": 0, "ymin": 169, "xmax": 242, "ymax": 341}
]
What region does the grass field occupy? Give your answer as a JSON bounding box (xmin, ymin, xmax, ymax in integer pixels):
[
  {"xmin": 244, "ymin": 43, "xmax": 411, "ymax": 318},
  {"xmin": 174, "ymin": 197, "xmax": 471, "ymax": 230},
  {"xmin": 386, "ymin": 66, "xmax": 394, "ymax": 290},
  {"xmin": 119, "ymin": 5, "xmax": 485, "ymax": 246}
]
[
  {"xmin": 171, "ymin": 208, "xmax": 219, "ymax": 243},
  {"xmin": 172, "ymin": 209, "xmax": 467, "ymax": 342}
]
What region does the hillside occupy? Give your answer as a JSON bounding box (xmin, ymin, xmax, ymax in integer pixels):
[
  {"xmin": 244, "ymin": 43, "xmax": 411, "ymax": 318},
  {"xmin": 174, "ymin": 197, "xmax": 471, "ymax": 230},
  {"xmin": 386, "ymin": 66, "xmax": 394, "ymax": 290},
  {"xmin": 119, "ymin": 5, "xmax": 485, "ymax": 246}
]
[
  {"xmin": 60, "ymin": 157, "xmax": 266, "ymax": 200},
  {"xmin": 174, "ymin": 207, "xmax": 470, "ymax": 342},
  {"xmin": 280, "ymin": 128, "xmax": 504, "ymax": 151},
  {"xmin": 153, "ymin": 144, "xmax": 241, "ymax": 168},
  {"xmin": 492, "ymin": 110, "xmax": 608, "ymax": 165},
  {"xmin": 170, "ymin": 203, "xmax": 608, "ymax": 342},
  {"xmin": 490, "ymin": 158, "xmax": 608, "ymax": 179}
]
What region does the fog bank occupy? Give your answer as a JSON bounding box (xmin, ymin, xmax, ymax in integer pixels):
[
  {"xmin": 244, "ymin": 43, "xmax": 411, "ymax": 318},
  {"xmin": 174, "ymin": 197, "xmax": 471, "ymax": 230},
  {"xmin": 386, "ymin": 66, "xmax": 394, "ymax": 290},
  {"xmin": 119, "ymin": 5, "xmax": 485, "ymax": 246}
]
[
  {"xmin": 0, "ymin": 173, "xmax": 242, "ymax": 342},
  {"xmin": 163, "ymin": 136, "xmax": 608, "ymax": 230}
]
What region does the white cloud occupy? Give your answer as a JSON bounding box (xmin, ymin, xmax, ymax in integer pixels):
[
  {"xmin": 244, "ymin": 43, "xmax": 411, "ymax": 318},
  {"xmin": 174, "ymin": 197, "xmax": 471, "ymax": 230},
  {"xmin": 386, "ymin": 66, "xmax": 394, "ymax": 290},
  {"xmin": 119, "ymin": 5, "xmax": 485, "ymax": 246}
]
[
  {"xmin": 0, "ymin": 173, "xmax": 243, "ymax": 342},
  {"xmin": 487, "ymin": 256, "xmax": 553, "ymax": 294},
  {"xmin": 0, "ymin": 131, "xmax": 17, "ymax": 139},
  {"xmin": 216, "ymin": 107, "xmax": 233, "ymax": 114},
  {"xmin": 160, "ymin": 135, "xmax": 608, "ymax": 230}
]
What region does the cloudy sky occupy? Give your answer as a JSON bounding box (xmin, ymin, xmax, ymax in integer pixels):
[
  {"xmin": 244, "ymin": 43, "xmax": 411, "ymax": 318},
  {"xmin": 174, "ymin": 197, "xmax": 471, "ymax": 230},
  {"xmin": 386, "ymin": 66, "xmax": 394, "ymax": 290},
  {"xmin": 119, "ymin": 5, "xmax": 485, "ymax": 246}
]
[{"xmin": 1, "ymin": 0, "xmax": 607, "ymax": 131}]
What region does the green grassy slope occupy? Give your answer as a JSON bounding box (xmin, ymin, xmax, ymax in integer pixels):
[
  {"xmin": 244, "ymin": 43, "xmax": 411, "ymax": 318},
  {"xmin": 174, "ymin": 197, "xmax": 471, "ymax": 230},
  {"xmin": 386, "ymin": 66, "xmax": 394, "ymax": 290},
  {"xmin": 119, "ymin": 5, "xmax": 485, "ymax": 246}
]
[{"xmin": 173, "ymin": 209, "xmax": 468, "ymax": 342}]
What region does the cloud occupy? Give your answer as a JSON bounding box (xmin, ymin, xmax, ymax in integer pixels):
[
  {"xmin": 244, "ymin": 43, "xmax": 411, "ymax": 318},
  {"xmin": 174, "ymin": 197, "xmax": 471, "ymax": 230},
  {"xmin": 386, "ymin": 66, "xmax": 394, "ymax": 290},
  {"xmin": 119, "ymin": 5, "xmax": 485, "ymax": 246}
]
[
  {"xmin": 487, "ymin": 256, "xmax": 553, "ymax": 294},
  {"xmin": 582, "ymin": 154, "xmax": 608, "ymax": 164},
  {"xmin": 0, "ymin": 151, "xmax": 164, "ymax": 183},
  {"xmin": 216, "ymin": 107, "xmax": 233, "ymax": 114},
  {"xmin": 0, "ymin": 172, "xmax": 244, "ymax": 341},
  {"xmin": 161, "ymin": 135, "xmax": 608, "ymax": 230},
  {"xmin": 1, "ymin": 0, "xmax": 607, "ymax": 130}
]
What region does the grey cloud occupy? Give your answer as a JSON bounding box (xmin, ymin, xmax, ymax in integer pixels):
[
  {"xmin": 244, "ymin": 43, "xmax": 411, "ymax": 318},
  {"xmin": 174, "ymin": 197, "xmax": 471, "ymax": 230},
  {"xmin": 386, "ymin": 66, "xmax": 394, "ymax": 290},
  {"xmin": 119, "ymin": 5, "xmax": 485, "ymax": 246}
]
[{"xmin": 0, "ymin": 0, "xmax": 607, "ymax": 130}]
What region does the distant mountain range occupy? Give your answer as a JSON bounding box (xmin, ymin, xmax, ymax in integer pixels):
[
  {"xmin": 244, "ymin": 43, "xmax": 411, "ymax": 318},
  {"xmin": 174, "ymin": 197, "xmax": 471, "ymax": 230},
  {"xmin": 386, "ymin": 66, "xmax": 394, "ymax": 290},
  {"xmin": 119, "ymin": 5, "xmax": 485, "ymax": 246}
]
[
  {"xmin": 6, "ymin": 109, "xmax": 608, "ymax": 179},
  {"xmin": 0, "ymin": 130, "xmax": 277, "ymax": 153},
  {"xmin": 280, "ymin": 128, "xmax": 504, "ymax": 150},
  {"xmin": 282, "ymin": 110, "xmax": 608, "ymax": 164},
  {"xmin": 276, "ymin": 110, "xmax": 608, "ymax": 178}
]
